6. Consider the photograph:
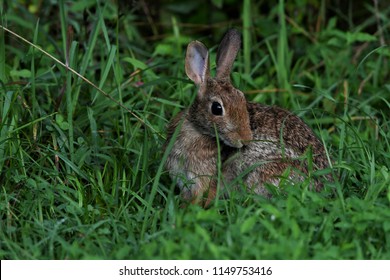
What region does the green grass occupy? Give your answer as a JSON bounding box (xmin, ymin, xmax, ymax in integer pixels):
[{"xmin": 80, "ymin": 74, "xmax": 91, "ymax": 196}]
[{"xmin": 1, "ymin": 0, "xmax": 390, "ymax": 259}]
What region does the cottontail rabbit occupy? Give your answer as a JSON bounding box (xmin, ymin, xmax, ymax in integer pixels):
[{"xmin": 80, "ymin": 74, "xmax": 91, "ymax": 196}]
[{"xmin": 165, "ymin": 29, "xmax": 330, "ymax": 206}]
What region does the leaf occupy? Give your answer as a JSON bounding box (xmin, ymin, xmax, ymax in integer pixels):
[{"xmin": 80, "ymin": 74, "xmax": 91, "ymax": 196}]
[
  {"xmin": 346, "ymin": 32, "xmax": 377, "ymax": 44},
  {"xmin": 211, "ymin": 0, "xmax": 223, "ymax": 8},
  {"xmin": 388, "ymin": 188, "xmax": 390, "ymax": 203},
  {"xmin": 123, "ymin": 57, "xmax": 158, "ymax": 79},
  {"xmin": 240, "ymin": 216, "xmax": 257, "ymax": 234},
  {"xmin": 153, "ymin": 97, "xmax": 183, "ymax": 108},
  {"xmin": 123, "ymin": 57, "xmax": 148, "ymax": 70},
  {"xmin": 56, "ymin": 114, "xmax": 70, "ymax": 131},
  {"xmin": 10, "ymin": 69, "xmax": 31, "ymax": 78},
  {"xmin": 196, "ymin": 209, "xmax": 220, "ymax": 222},
  {"xmin": 153, "ymin": 43, "xmax": 174, "ymax": 56}
]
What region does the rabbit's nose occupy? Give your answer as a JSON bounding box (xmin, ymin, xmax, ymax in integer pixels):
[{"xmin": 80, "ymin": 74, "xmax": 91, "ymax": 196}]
[{"xmin": 239, "ymin": 129, "xmax": 253, "ymax": 146}]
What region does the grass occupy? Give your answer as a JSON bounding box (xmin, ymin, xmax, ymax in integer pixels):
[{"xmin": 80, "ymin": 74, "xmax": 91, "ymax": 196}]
[{"xmin": 0, "ymin": 0, "xmax": 390, "ymax": 259}]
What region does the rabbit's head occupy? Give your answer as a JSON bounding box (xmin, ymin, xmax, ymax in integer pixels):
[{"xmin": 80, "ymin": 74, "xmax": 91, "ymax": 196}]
[{"xmin": 185, "ymin": 29, "xmax": 252, "ymax": 148}]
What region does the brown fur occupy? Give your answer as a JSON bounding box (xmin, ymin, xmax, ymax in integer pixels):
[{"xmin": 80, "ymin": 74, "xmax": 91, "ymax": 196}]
[{"xmin": 164, "ymin": 29, "xmax": 331, "ymax": 206}]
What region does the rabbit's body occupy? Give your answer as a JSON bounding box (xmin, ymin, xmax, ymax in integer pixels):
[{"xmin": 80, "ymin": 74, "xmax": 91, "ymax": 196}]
[
  {"xmin": 165, "ymin": 29, "xmax": 330, "ymax": 206},
  {"xmin": 165, "ymin": 78, "xmax": 250, "ymax": 203},
  {"xmin": 223, "ymin": 102, "xmax": 328, "ymax": 197},
  {"xmin": 165, "ymin": 110, "xmax": 219, "ymax": 201}
]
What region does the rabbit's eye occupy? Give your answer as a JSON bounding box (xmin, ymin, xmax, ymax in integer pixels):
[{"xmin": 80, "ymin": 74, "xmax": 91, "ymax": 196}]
[{"xmin": 211, "ymin": 101, "xmax": 223, "ymax": 116}]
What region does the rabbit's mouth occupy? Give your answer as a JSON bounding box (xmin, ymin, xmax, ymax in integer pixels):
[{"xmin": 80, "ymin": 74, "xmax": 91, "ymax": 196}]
[
  {"xmin": 231, "ymin": 140, "xmax": 244, "ymax": 148},
  {"xmin": 220, "ymin": 135, "xmax": 249, "ymax": 149},
  {"xmin": 224, "ymin": 132, "xmax": 253, "ymax": 148},
  {"xmin": 217, "ymin": 125, "xmax": 253, "ymax": 148}
]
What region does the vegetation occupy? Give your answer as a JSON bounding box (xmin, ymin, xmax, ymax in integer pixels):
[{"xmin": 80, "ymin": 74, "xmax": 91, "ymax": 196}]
[{"xmin": 0, "ymin": 0, "xmax": 389, "ymax": 259}]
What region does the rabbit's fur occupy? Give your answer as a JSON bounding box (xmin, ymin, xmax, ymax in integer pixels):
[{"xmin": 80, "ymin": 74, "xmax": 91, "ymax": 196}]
[{"xmin": 165, "ymin": 29, "xmax": 330, "ymax": 206}]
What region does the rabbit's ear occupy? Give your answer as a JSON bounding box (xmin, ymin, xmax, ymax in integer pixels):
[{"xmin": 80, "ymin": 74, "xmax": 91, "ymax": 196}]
[
  {"xmin": 185, "ymin": 41, "xmax": 210, "ymax": 85},
  {"xmin": 216, "ymin": 29, "xmax": 241, "ymax": 80}
]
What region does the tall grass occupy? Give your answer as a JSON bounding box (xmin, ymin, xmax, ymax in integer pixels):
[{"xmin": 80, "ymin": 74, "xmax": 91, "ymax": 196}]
[{"xmin": 0, "ymin": 0, "xmax": 389, "ymax": 259}]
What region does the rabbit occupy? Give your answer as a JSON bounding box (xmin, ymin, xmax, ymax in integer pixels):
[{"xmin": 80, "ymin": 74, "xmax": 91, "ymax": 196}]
[{"xmin": 165, "ymin": 29, "xmax": 331, "ymax": 206}]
